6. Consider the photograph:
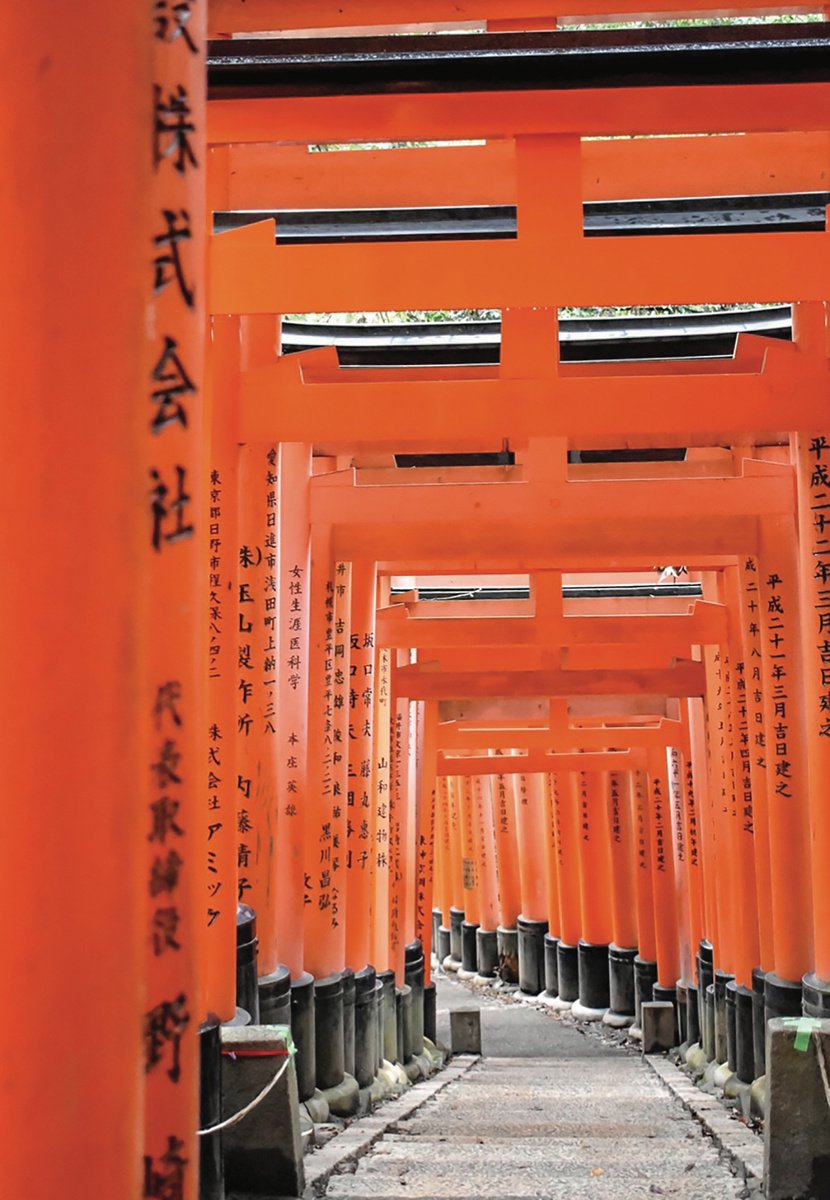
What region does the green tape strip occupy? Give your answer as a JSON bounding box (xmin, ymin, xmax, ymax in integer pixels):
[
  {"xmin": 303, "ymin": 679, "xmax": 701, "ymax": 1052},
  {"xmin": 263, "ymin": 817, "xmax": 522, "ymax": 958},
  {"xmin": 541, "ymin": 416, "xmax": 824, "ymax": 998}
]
[
  {"xmin": 271, "ymin": 1024, "xmax": 296, "ymax": 1057},
  {"xmin": 782, "ymin": 1016, "xmax": 821, "ymax": 1052}
]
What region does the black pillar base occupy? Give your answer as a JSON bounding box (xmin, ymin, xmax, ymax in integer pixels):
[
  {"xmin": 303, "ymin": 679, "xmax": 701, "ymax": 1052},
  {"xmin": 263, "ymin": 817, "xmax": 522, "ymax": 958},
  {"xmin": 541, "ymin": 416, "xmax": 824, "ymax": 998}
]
[
  {"xmin": 578, "ymin": 941, "xmax": 610, "ymax": 1011},
  {"xmin": 373, "ymin": 977, "xmax": 384, "ymax": 1071},
  {"xmin": 544, "ymin": 933, "xmax": 559, "ymax": 997},
  {"xmin": 752, "ymin": 967, "xmax": 766, "ymax": 1078},
  {"xmin": 735, "ymin": 984, "xmax": 755, "ymax": 1084},
  {"xmin": 461, "ymin": 921, "xmax": 479, "ymax": 974},
  {"xmin": 258, "ymin": 964, "xmax": 291, "ymax": 1026},
  {"xmin": 676, "ymin": 983, "xmax": 688, "ymax": 1045},
  {"xmin": 633, "ymin": 956, "xmax": 658, "ymax": 1028},
  {"xmin": 696, "ymin": 940, "xmax": 714, "ymax": 1054},
  {"xmin": 557, "ymin": 941, "xmax": 579, "ymax": 1003},
  {"xmin": 404, "ymin": 940, "xmax": 425, "ymax": 1056},
  {"xmin": 424, "ymin": 981, "xmax": 437, "ymax": 1044},
  {"xmin": 290, "ymin": 971, "xmax": 316, "ymax": 1102},
  {"xmin": 341, "ymin": 967, "xmax": 356, "ymax": 1078},
  {"xmin": 765, "ymin": 972, "xmax": 803, "ymax": 1025},
  {"xmin": 314, "ymin": 973, "xmax": 345, "ymax": 1091},
  {"xmin": 497, "ymin": 926, "xmax": 519, "ymax": 983},
  {"xmin": 396, "ymin": 984, "xmax": 413, "ymax": 1064},
  {"xmin": 608, "ymin": 945, "xmax": 636, "ymax": 1019},
  {"xmin": 476, "ymin": 928, "xmax": 499, "ymax": 978},
  {"xmin": 803, "ymin": 972, "xmax": 830, "ymax": 1017},
  {"xmin": 517, "ymin": 915, "xmax": 548, "ymax": 995},
  {"xmin": 354, "ymin": 966, "xmax": 377, "ymax": 1090},
  {"xmin": 449, "ymin": 907, "xmax": 465, "ymax": 962},
  {"xmin": 378, "ymin": 969, "xmax": 397, "ymax": 1064},
  {"xmin": 436, "ymin": 925, "xmax": 452, "ymax": 964},
  {"xmin": 725, "ymin": 979, "xmax": 738, "ymax": 1073},
  {"xmin": 714, "ymin": 970, "xmax": 735, "ymax": 1064},
  {"xmin": 199, "ymin": 1016, "xmax": 224, "ymax": 1200},
  {"xmin": 236, "ymin": 904, "xmax": 260, "ymax": 1024},
  {"xmin": 686, "ymin": 983, "xmax": 701, "ymax": 1046},
  {"xmin": 703, "ymin": 983, "xmax": 716, "ymax": 1061}
]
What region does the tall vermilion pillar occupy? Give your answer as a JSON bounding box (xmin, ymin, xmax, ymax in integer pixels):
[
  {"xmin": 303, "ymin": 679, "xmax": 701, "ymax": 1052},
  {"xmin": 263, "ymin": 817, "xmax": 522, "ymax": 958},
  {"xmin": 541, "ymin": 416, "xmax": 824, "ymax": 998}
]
[
  {"xmin": 346, "ymin": 561, "xmax": 378, "ymax": 970},
  {"xmin": 553, "ymin": 773, "xmax": 583, "ymax": 949},
  {"xmin": 758, "ymin": 518, "xmax": 815, "ymax": 992},
  {"xmin": 275, "ymin": 444, "xmax": 312, "ymax": 978},
  {"xmin": 416, "ymin": 703, "xmax": 440, "ymax": 979},
  {"xmin": 372, "ymin": 644, "xmax": 393, "ymax": 971},
  {"xmin": 515, "ymin": 774, "xmax": 548, "ymax": 922},
  {"xmin": 303, "ymin": 525, "xmax": 342, "ymax": 980},
  {"xmin": 632, "ymin": 771, "xmax": 658, "ymax": 967},
  {"xmin": 736, "ymin": 559, "xmax": 775, "ymax": 976},
  {"xmin": 144, "ymin": 6, "xmax": 206, "ymax": 1197},
  {"xmin": 576, "ymin": 771, "xmax": 614, "ymax": 948},
  {"xmin": 0, "ymin": 9, "xmax": 153, "ymax": 1198},
  {"xmin": 490, "ymin": 756, "xmax": 522, "ymax": 929},
  {"xmin": 460, "ymin": 776, "xmax": 482, "ymax": 930},
  {"xmin": 389, "ymin": 685, "xmax": 409, "ymax": 982},
  {"xmin": 204, "ymin": 316, "xmax": 240, "ymax": 1020},
  {"xmin": 543, "ymin": 775, "xmax": 562, "ymax": 941},
  {"xmin": 647, "ymin": 751, "xmax": 680, "ymax": 990},
  {"xmin": 474, "ymin": 776, "xmax": 501, "ymax": 934},
  {"xmin": 607, "ymin": 772, "xmax": 638, "ymax": 952}
]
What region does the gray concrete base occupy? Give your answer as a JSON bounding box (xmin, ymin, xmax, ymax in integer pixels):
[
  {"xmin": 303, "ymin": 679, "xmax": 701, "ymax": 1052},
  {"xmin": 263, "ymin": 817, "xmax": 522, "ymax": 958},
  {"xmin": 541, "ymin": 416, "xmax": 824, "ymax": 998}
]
[
  {"xmin": 641, "ymin": 1001, "xmax": 675, "ymax": 1054},
  {"xmin": 303, "ymin": 1088, "xmax": 330, "ymax": 1124},
  {"xmin": 535, "ymin": 990, "xmax": 560, "ymax": 1008},
  {"xmin": 320, "ymin": 1071, "xmax": 360, "ymax": 1118},
  {"xmin": 456, "ymin": 966, "xmax": 477, "ymax": 980},
  {"xmin": 602, "ymin": 1008, "xmax": 635, "ymax": 1029},
  {"xmin": 628, "ymin": 1024, "xmax": 642, "ymax": 1043},
  {"xmin": 442, "ymin": 954, "xmax": 460, "ymax": 973},
  {"xmin": 450, "ymin": 1008, "xmax": 482, "ymax": 1054},
  {"xmin": 571, "ymin": 999, "xmax": 607, "ymax": 1022},
  {"xmin": 550, "ymin": 994, "xmax": 574, "ymax": 1012},
  {"xmin": 221, "ymin": 1024, "xmax": 304, "ymax": 1198},
  {"xmin": 765, "ymin": 1017, "xmax": 830, "ymax": 1199},
  {"xmin": 712, "ymin": 1061, "xmax": 734, "ymax": 1091},
  {"xmin": 750, "ymin": 1074, "xmax": 767, "ymax": 1120}
]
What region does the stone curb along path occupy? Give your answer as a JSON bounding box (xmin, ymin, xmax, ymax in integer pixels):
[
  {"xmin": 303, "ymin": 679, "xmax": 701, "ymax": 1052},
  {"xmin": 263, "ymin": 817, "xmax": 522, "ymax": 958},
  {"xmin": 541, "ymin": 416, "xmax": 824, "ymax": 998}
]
[
  {"xmin": 303, "ymin": 1056, "xmax": 480, "ymax": 1198},
  {"xmin": 647, "ymin": 1057, "xmax": 764, "ymax": 1189}
]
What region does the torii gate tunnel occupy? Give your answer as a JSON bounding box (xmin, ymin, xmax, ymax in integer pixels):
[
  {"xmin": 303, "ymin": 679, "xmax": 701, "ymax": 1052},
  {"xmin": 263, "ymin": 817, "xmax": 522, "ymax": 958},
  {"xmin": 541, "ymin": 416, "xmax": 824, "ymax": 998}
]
[{"xmin": 3, "ymin": 4, "xmax": 830, "ymax": 1199}]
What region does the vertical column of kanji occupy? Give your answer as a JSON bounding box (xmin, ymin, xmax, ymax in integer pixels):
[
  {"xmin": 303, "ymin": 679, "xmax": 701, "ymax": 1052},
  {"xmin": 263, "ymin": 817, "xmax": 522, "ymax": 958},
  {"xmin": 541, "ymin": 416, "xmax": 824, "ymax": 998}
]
[
  {"xmin": 514, "ymin": 775, "xmax": 548, "ymax": 923},
  {"xmin": 667, "ymin": 750, "xmax": 692, "ymax": 989},
  {"xmin": 332, "ymin": 562, "xmax": 352, "ymax": 966},
  {"xmin": 235, "ymin": 440, "xmax": 279, "ymax": 993},
  {"xmin": 490, "ymin": 752, "xmax": 521, "ymax": 932},
  {"xmin": 646, "ymin": 752, "xmax": 680, "ymax": 996},
  {"xmin": 631, "ymin": 769, "xmax": 658, "ymax": 1018},
  {"xmin": 475, "ymin": 775, "xmax": 501, "ymax": 935},
  {"xmin": 388, "ymin": 678, "xmax": 408, "ymax": 984},
  {"xmin": 542, "ymin": 775, "xmax": 562, "ymax": 942},
  {"xmin": 458, "ymin": 775, "xmax": 481, "ymax": 977},
  {"xmin": 553, "ymin": 774, "xmax": 583, "ymax": 985},
  {"xmin": 346, "ymin": 561, "xmax": 377, "ymax": 972},
  {"xmin": 0, "ymin": 9, "xmax": 151, "ymax": 1198},
  {"xmin": 678, "ymin": 713, "xmax": 706, "ymax": 979},
  {"xmin": 275, "ymin": 444, "xmax": 311, "ymax": 980},
  {"xmin": 143, "ymin": 6, "xmax": 206, "ymax": 1199},
  {"xmin": 701, "ymin": 644, "xmax": 734, "ymax": 980},
  {"xmin": 372, "ymin": 645, "xmax": 393, "ymax": 972},
  {"xmin": 722, "ymin": 568, "xmax": 761, "ymax": 999},
  {"xmin": 758, "ymin": 519, "xmax": 815, "ymax": 1017},
  {"xmin": 204, "ymin": 315, "xmax": 240, "ymax": 1020},
  {"xmin": 404, "ymin": 700, "xmax": 419, "ymax": 952},
  {"xmin": 303, "ymin": 525, "xmax": 338, "ymax": 978},
  {"xmin": 737, "ymin": 558, "xmax": 774, "ymax": 980},
  {"xmin": 795, "ymin": 431, "xmax": 830, "ymax": 1001}
]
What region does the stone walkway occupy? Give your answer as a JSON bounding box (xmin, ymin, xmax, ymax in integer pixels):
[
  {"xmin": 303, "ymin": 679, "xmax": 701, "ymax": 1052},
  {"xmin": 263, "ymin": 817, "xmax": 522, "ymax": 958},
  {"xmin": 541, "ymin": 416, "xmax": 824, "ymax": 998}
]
[{"xmin": 320, "ymin": 975, "xmax": 750, "ymax": 1199}]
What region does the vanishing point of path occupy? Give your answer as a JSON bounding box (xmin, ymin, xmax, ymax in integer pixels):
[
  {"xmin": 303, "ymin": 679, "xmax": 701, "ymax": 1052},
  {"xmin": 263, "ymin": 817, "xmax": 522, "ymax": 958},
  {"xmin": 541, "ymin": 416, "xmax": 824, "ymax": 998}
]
[{"xmin": 321, "ymin": 975, "xmax": 750, "ymax": 1200}]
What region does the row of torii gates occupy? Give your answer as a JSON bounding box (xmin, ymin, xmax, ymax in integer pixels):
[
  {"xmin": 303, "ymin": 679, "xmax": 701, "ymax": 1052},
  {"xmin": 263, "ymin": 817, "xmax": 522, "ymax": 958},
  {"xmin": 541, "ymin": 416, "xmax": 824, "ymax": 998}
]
[{"xmin": 4, "ymin": 3, "xmax": 830, "ymax": 1199}]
